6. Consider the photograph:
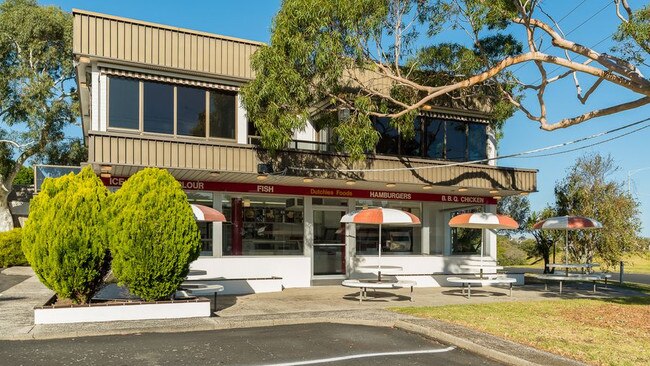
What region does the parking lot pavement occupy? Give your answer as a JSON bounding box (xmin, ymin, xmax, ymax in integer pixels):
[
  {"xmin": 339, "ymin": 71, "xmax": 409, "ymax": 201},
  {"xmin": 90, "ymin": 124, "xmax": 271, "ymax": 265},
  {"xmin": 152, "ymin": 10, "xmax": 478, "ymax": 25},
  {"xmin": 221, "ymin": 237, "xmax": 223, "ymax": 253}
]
[
  {"xmin": 0, "ymin": 268, "xmax": 29, "ymax": 293},
  {"xmin": 0, "ymin": 323, "xmax": 504, "ymax": 366}
]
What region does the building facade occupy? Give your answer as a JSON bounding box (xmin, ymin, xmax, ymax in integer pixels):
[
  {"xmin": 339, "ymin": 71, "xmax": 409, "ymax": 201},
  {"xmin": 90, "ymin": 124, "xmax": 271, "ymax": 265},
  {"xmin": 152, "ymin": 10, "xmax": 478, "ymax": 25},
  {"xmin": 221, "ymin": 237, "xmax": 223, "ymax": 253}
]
[{"xmin": 72, "ymin": 9, "xmax": 537, "ymax": 293}]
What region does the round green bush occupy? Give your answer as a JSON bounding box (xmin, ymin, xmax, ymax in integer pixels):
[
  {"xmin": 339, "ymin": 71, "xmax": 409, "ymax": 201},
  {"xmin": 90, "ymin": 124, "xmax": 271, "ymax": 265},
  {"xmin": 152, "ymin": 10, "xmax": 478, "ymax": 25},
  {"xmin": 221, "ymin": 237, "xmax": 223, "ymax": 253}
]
[
  {"xmin": 21, "ymin": 166, "xmax": 110, "ymax": 303},
  {"xmin": 0, "ymin": 228, "xmax": 28, "ymax": 267},
  {"xmin": 108, "ymin": 168, "xmax": 201, "ymax": 301}
]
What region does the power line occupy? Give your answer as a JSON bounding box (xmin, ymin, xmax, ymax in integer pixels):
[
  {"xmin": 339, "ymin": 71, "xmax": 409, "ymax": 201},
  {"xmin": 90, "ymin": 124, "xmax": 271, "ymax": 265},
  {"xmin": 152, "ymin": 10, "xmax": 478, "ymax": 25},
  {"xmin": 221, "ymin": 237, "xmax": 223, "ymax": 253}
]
[
  {"xmin": 290, "ymin": 116, "xmax": 650, "ymax": 174},
  {"xmin": 512, "ymin": 123, "xmax": 650, "ymax": 158}
]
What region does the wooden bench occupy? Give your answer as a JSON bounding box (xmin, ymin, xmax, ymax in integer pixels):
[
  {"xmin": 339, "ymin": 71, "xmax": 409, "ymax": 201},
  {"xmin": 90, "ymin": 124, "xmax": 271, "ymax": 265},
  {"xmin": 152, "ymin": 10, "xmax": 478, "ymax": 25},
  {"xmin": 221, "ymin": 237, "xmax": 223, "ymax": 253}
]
[
  {"xmin": 446, "ymin": 277, "xmax": 516, "ymax": 299},
  {"xmin": 341, "ymin": 279, "xmax": 416, "ymax": 303},
  {"xmin": 532, "ymin": 273, "xmax": 602, "ymax": 294}
]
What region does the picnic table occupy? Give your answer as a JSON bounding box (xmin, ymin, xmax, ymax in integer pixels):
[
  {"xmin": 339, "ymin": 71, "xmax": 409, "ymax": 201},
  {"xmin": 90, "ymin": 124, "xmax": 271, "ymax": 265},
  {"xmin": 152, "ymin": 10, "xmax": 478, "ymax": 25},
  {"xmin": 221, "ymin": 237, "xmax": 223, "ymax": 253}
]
[
  {"xmin": 532, "ymin": 273, "xmax": 602, "ymax": 294},
  {"xmin": 177, "ymin": 283, "xmax": 224, "ymax": 312},
  {"xmin": 546, "ymin": 263, "xmax": 599, "ymax": 276},
  {"xmin": 459, "ymin": 264, "xmax": 504, "ymax": 279},
  {"xmin": 446, "ymin": 276, "xmax": 516, "ymax": 299},
  {"xmin": 341, "ymin": 279, "xmax": 416, "ymax": 303}
]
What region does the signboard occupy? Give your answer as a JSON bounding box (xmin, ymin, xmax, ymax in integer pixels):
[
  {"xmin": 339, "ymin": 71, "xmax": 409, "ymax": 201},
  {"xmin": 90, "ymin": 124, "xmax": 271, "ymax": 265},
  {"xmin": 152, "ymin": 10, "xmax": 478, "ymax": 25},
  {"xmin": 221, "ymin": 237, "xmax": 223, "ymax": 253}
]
[{"xmin": 101, "ymin": 176, "xmax": 497, "ymax": 204}]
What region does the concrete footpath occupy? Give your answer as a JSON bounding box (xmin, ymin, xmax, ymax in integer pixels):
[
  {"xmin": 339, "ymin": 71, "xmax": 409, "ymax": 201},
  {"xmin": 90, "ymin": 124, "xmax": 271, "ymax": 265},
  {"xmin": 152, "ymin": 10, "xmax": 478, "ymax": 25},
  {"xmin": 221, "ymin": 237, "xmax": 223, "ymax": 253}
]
[{"xmin": 3, "ymin": 267, "xmax": 645, "ymax": 365}]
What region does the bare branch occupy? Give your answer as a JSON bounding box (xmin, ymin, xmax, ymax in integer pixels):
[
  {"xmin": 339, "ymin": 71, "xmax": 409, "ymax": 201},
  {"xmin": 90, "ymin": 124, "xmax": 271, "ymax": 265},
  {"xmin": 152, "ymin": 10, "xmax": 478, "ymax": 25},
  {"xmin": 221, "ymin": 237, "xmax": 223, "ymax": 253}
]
[
  {"xmin": 577, "ymin": 78, "xmax": 604, "ymax": 104},
  {"xmin": 542, "ymin": 97, "xmax": 650, "ymax": 130}
]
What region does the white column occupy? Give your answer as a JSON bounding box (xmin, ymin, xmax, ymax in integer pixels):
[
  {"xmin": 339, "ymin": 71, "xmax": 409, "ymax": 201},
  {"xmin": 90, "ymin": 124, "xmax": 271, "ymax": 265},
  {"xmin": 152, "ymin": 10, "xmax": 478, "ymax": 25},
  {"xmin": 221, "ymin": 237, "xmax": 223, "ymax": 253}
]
[
  {"xmin": 421, "ymin": 203, "xmax": 432, "ymax": 254},
  {"xmin": 486, "ymin": 126, "xmax": 497, "ymax": 166},
  {"xmin": 303, "ymin": 197, "xmax": 313, "ymax": 268},
  {"xmin": 212, "ymin": 193, "xmax": 223, "ymax": 257},
  {"xmin": 485, "ymin": 204, "xmax": 498, "ymax": 259},
  {"xmin": 346, "ymin": 199, "xmax": 356, "ymax": 276},
  {"xmin": 91, "ymin": 64, "xmax": 101, "ymax": 131},
  {"xmin": 237, "ymin": 95, "xmax": 248, "ymax": 144}
]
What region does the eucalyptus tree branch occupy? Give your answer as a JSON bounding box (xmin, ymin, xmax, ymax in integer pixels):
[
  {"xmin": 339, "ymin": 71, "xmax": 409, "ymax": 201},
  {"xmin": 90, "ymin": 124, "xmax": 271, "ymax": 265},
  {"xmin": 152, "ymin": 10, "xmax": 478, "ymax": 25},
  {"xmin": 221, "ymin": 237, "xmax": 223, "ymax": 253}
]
[
  {"xmin": 513, "ymin": 17, "xmax": 649, "ymax": 87},
  {"xmin": 543, "ymin": 97, "xmax": 650, "ymax": 130},
  {"xmin": 614, "ymin": 0, "xmax": 632, "ymax": 22},
  {"xmin": 577, "ymin": 78, "xmax": 605, "ymax": 104}
]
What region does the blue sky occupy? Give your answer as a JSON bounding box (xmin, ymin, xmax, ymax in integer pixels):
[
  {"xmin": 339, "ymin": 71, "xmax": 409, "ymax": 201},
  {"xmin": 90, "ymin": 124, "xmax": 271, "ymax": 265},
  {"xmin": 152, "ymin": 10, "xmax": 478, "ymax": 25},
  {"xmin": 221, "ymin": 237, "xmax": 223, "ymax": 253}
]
[{"xmin": 42, "ymin": 0, "xmax": 650, "ymax": 235}]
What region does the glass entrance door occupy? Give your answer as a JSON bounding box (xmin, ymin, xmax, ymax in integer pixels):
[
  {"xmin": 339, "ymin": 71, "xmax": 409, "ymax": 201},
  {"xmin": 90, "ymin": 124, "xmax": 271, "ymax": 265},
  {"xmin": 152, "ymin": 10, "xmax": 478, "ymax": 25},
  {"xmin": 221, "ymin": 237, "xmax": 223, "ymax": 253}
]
[{"xmin": 313, "ymin": 209, "xmax": 346, "ymax": 276}]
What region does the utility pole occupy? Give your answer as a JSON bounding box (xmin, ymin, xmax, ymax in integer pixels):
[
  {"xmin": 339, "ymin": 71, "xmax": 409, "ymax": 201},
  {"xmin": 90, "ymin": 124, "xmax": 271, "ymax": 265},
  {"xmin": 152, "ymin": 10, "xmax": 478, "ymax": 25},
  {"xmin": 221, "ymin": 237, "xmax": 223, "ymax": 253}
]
[{"xmin": 627, "ymin": 167, "xmax": 650, "ymax": 196}]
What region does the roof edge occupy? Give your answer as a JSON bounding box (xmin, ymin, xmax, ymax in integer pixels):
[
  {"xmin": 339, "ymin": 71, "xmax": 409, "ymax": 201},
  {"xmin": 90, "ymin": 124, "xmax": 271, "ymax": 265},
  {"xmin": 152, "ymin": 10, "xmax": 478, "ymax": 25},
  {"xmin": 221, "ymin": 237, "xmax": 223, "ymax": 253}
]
[{"xmin": 72, "ymin": 8, "xmax": 266, "ymax": 47}]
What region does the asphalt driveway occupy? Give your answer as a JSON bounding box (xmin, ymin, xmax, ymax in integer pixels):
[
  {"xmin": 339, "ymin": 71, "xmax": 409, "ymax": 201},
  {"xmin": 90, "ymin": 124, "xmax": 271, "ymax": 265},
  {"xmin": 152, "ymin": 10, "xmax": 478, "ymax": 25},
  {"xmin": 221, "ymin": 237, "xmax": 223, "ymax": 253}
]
[{"xmin": 0, "ymin": 323, "xmax": 504, "ymax": 366}]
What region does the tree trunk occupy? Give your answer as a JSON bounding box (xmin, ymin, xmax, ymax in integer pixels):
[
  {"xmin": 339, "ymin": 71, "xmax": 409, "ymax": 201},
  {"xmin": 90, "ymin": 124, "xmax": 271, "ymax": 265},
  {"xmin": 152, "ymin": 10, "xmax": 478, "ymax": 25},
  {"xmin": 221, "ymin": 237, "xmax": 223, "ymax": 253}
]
[{"xmin": 0, "ymin": 191, "xmax": 14, "ymax": 232}]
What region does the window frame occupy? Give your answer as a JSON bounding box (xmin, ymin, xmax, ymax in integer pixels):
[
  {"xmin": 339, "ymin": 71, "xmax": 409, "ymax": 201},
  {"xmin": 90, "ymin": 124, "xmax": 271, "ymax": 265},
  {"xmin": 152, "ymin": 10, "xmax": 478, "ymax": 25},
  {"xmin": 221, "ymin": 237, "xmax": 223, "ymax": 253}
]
[{"xmin": 105, "ymin": 75, "xmax": 238, "ymax": 142}]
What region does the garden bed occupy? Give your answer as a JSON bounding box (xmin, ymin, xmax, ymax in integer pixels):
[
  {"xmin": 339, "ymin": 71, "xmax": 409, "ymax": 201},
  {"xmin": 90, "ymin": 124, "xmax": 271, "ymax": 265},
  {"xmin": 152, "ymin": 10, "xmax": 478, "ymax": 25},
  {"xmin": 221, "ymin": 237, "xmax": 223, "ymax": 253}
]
[{"xmin": 34, "ymin": 296, "xmax": 211, "ymax": 324}]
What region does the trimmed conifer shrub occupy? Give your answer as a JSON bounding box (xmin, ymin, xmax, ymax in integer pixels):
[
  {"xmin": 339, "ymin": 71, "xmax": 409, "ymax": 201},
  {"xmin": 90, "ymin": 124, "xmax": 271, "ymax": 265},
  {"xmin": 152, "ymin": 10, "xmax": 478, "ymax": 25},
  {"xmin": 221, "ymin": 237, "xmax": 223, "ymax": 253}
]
[
  {"xmin": 0, "ymin": 228, "xmax": 28, "ymax": 267},
  {"xmin": 108, "ymin": 168, "xmax": 201, "ymax": 301},
  {"xmin": 21, "ymin": 166, "xmax": 110, "ymax": 303}
]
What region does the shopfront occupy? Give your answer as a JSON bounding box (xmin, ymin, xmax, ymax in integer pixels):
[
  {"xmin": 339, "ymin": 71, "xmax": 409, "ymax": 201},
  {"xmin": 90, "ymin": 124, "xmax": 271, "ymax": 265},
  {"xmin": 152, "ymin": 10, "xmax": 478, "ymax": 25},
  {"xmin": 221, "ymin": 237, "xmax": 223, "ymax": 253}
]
[{"xmin": 102, "ymin": 176, "xmax": 498, "ymax": 286}]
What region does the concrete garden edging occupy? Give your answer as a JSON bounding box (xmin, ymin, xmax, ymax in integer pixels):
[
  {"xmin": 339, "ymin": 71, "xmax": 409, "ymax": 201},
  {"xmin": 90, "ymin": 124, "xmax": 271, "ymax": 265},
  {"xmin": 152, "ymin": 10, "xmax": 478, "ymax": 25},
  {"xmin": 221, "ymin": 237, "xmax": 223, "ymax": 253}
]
[{"xmin": 34, "ymin": 297, "xmax": 211, "ymax": 324}]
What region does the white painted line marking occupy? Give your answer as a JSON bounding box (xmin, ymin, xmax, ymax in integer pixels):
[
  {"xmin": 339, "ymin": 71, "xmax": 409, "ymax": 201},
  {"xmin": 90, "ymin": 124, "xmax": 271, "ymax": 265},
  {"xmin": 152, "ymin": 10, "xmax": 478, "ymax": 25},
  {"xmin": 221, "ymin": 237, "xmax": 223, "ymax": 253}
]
[{"xmin": 260, "ymin": 346, "xmax": 457, "ymax": 366}]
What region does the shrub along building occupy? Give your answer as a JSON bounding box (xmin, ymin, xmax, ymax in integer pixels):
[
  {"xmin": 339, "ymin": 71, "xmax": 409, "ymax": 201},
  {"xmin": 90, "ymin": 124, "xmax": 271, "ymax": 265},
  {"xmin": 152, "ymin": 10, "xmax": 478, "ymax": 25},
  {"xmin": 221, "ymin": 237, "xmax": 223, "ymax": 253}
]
[{"xmin": 72, "ymin": 9, "xmax": 537, "ymax": 293}]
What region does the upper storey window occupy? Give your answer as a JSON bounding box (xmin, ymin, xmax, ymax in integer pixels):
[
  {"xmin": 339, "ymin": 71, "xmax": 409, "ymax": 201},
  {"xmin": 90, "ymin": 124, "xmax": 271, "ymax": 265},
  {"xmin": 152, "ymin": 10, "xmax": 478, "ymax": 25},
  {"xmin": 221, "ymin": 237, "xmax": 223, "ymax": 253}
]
[
  {"xmin": 373, "ymin": 116, "xmax": 488, "ymax": 162},
  {"xmin": 108, "ymin": 78, "xmax": 139, "ymax": 129},
  {"xmin": 106, "ymin": 75, "xmax": 236, "ymax": 140}
]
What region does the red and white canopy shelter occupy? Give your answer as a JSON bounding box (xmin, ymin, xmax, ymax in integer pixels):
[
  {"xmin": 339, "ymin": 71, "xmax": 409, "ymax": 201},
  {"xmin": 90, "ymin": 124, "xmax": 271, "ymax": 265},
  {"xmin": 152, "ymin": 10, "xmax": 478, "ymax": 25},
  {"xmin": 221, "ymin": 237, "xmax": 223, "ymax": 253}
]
[
  {"xmin": 190, "ymin": 204, "xmax": 227, "ymax": 222},
  {"xmin": 533, "ymin": 215, "xmax": 603, "ymax": 265},
  {"xmin": 448, "ymin": 212, "xmax": 519, "ymax": 265},
  {"xmin": 341, "ymin": 207, "xmax": 420, "ymax": 281}
]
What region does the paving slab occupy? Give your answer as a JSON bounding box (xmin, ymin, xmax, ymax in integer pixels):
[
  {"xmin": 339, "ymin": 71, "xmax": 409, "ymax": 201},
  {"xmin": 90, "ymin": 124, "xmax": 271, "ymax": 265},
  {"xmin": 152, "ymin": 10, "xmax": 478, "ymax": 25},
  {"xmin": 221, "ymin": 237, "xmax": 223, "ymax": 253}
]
[{"xmin": 1, "ymin": 272, "xmax": 642, "ymax": 365}]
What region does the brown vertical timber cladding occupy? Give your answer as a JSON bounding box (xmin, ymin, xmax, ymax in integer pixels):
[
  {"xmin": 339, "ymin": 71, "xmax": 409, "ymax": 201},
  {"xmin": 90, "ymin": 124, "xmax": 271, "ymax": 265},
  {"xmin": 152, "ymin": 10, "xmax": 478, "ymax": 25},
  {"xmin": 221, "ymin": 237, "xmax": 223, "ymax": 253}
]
[{"xmin": 86, "ymin": 134, "xmax": 536, "ymax": 191}]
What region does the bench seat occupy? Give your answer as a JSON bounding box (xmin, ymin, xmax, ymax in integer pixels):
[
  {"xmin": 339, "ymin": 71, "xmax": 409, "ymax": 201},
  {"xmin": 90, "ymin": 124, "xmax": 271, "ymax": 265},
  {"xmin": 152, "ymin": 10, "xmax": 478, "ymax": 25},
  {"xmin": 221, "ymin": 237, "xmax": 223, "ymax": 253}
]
[
  {"xmin": 446, "ymin": 277, "xmax": 516, "ymax": 298},
  {"xmin": 532, "ymin": 273, "xmax": 602, "ymax": 293},
  {"xmin": 341, "ymin": 279, "xmax": 416, "ymax": 303}
]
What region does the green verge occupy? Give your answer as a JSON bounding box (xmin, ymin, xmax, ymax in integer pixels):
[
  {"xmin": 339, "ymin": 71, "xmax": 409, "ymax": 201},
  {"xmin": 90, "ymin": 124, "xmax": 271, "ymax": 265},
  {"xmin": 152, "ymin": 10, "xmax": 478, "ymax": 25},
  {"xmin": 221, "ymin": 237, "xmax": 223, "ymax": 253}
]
[{"xmin": 392, "ymin": 297, "xmax": 650, "ymax": 366}]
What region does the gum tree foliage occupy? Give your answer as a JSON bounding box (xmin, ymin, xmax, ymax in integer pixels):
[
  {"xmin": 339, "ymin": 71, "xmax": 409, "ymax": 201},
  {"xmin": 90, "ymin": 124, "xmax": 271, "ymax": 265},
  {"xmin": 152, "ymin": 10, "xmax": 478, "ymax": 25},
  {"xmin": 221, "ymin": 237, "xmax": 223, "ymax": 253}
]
[
  {"xmin": 497, "ymin": 194, "xmax": 530, "ymax": 237},
  {"xmin": 0, "ymin": 0, "xmax": 77, "ymax": 232},
  {"xmin": 21, "ymin": 166, "xmax": 110, "ymax": 303},
  {"xmin": 555, "ymin": 154, "xmax": 642, "ymax": 267},
  {"xmin": 525, "ymin": 207, "xmax": 560, "ymax": 273},
  {"xmin": 108, "ymin": 168, "xmax": 201, "ymax": 301},
  {"xmin": 242, "ymin": 0, "xmax": 650, "ymax": 161}
]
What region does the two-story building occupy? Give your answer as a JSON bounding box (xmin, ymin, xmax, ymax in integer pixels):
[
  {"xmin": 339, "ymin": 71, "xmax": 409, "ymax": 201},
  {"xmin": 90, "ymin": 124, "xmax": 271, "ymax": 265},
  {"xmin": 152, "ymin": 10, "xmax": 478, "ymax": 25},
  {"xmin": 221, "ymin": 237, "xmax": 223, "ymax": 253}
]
[{"xmin": 72, "ymin": 9, "xmax": 537, "ymax": 293}]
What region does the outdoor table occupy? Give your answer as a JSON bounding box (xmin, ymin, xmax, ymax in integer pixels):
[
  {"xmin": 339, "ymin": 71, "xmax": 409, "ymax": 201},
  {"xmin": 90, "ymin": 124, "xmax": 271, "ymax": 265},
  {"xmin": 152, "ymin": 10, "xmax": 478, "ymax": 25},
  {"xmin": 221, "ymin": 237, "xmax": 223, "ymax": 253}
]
[
  {"xmin": 178, "ymin": 283, "xmax": 224, "ymax": 312},
  {"xmin": 341, "ymin": 279, "xmax": 415, "ymax": 303},
  {"xmin": 546, "ymin": 263, "xmax": 599, "ymax": 276},
  {"xmin": 446, "ymin": 276, "xmax": 516, "ymax": 299},
  {"xmin": 459, "ymin": 264, "xmax": 504, "ymax": 279},
  {"xmin": 532, "ymin": 273, "xmax": 601, "ymax": 293}
]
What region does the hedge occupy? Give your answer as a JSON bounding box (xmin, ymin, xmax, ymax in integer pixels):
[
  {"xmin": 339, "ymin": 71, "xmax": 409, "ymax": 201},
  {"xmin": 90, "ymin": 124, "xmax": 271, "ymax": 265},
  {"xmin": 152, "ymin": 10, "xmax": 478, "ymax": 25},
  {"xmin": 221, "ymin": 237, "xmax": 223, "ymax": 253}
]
[
  {"xmin": 108, "ymin": 168, "xmax": 201, "ymax": 301},
  {"xmin": 21, "ymin": 166, "xmax": 110, "ymax": 303},
  {"xmin": 0, "ymin": 228, "xmax": 28, "ymax": 267}
]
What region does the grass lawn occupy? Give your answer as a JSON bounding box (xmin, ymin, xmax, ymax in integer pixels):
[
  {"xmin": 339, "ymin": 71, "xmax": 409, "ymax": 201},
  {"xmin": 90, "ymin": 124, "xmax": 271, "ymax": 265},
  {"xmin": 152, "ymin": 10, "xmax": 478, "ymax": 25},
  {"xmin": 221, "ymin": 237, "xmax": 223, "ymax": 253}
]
[{"xmin": 393, "ymin": 297, "xmax": 650, "ymax": 366}]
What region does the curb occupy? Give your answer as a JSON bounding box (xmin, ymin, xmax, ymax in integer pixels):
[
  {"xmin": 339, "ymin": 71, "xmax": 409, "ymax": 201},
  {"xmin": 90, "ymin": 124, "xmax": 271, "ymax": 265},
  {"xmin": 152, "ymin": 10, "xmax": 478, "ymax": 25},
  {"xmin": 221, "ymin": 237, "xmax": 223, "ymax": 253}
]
[{"xmin": 395, "ymin": 320, "xmax": 539, "ymax": 366}]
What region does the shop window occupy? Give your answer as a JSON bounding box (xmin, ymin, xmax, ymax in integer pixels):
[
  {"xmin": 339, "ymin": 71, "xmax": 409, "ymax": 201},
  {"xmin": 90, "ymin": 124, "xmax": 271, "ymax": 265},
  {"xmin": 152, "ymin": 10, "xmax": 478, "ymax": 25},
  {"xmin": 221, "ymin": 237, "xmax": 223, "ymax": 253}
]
[
  {"xmin": 446, "ymin": 121, "xmax": 467, "ymax": 161},
  {"xmin": 450, "ymin": 208, "xmax": 482, "ymax": 255},
  {"xmin": 143, "ymin": 81, "xmax": 174, "ymax": 134},
  {"xmin": 222, "ymin": 196, "xmax": 304, "ymax": 256},
  {"xmin": 468, "ymin": 123, "xmax": 487, "ymax": 161},
  {"xmin": 425, "ymin": 118, "xmax": 444, "ymax": 159},
  {"xmin": 354, "ymin": 201, "xmax": 422, "ymax": 255},
  {"xmin": 400, "ymin": 117, "xmax": 423, "ymax": 157},
  {"xmin": 108, "ymin": 77, "xmax": 139, "ymax": 129},
  {"xmin": 373, "ymin": 117, "xmax": 399, "ymax": 155},
  {"xmin": 209, "ymin": 91, "xmax": 236, "ymax": 139},
  {"xmin": 177, "ymin": 86, "xmax": 206, "ymax": 137},
  {"xmin": 186, "ymin": 192, "xmax": 214, "ymax": 255}
]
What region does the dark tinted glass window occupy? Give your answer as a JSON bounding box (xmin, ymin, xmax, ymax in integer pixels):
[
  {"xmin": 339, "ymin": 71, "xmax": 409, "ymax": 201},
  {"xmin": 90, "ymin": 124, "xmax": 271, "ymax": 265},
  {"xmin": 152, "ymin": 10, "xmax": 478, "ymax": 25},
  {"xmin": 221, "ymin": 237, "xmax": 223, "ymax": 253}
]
[
  {"xmin": 468, "ymin": 123, "xmax": 487, "ymax": 161},
  {"xmin": 425, "ymin": 118, "xmax": 444, "ymax": 159},
  {"xmin": 446, "ymin": 121, "xmax": 467, "ymax": 161},
  {"xmin": 177, "ymin": 86, "xmax": 206, "ymax": 137},
  {"xmin": 400, "ymin": 117, "xmax": 423, "ymax": 157},
  {"xmin": 209, "ymin": 91, "xmax": 236, "ymax": 139},
  {"xmin": 108, "ymin": 77, "xmax": 139, "ymax": 129},
  {"xmin": 143, "ymin": 81, "xmax": 174, "ymax": 134},
  {"xmin": 373, "ymin": 117, "xmax": 399, "ymax": 155}
]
